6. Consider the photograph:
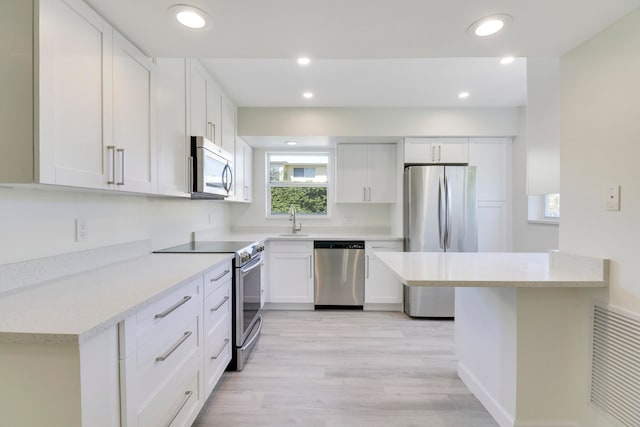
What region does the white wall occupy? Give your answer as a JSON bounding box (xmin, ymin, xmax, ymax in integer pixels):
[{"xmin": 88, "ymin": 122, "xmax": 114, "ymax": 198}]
[
  {"xmin": 512, "ymin": 107, "xmax": 559, "ymax": 252},
  {"xmin": 526, "ymin": 58, "xmax": 561, "ymax": 195},
  {"xmin": 559, "ymin": 7, "xmax": 640, "ymax": 426},
  {"xmin": 0, "ymin": 186, "xmax": 230, "ymax": 265},
  {"xmin": 229, "ymin": 147, "xmax": 395, "ymax": 234}
]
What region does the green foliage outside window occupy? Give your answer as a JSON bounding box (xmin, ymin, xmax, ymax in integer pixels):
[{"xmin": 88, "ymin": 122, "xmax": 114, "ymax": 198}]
[{"xmin": 271, "ymin": 187, "xmax": 327, "ymax": 215}]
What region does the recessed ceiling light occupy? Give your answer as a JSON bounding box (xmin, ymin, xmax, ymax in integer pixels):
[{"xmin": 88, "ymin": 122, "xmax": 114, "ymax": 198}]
[
  {"xmin": 168, "ymin": 4, "xmax": 208, "ymax": 29},
  {"xmin": 467, "ymin": 14, "xmax": 513, "ymax": 37},
  {"xmin": 286, "ymin": 141, "xmax": 297, "ymax": 146},
  {"xmin": 303, "ymin": 92, "xmax": 313, "ymax": 99},
  {"xmin": 458, "ymin": 92, "xmax": 470, "ymax": 99},
  {"xmin": 500, "ymin": 56, "xmax": 515, "ymax": 65},
  {"xmin": 297, "ymin": 57, "xmax": 311, "ymax": 65}
]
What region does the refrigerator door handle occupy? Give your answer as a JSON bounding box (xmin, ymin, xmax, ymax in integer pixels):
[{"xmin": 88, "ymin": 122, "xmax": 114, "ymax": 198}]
[
  {"xmin": 445, "ymin": 175, "xmax": 452, "ymax": 249},
  {"xmin": 438, "ymin": 175, "xmax": 446, "ymax": 249}
]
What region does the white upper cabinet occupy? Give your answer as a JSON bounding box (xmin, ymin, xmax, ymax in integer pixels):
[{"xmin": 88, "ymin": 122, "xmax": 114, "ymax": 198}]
[
  {"xmin": 111, "ymin": 31, "xmax": 156, "ymax": 193},
  {"xmin": 233, "ymin": 137, "xmax": 253, "ymax": 203},
  {"xmin": 221, "ymin": 98, "xmax": 237, "ymax": 156},
  {"xmin": 336, "ymin": 144, "xmax": 397, "ymax": 203},
  {"xmin": 468, "ymin": 137, "xmax": 512, "ymax": 202},
  {"xmin": 156, "ymin": 58, "xmax": 189, "ymax": 197},
  {"xmin": 404, "ymin": 137, "xmax": 469, "ymax": 164},
  {"xmin": 38, "ymin": 0, "xmax": 112, "ymax": 189},
  {"xmin": 1, "ymin": 0, "xmax": 160, "ymax": 194},
  {"xmin": 190, "ymin": 60, "xmax": 222, "ymax": 146}
]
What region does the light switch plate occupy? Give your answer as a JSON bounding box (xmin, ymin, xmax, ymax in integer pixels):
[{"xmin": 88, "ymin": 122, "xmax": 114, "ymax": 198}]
[{"xmin": 606, "ymin": 185, "xmax": 620, "ymax": 211}]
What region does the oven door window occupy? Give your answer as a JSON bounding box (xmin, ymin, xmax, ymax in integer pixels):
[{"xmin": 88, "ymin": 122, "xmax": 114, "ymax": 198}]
[{"xmin": 240, "ymin": 256, "xmax": 262, "ymax": 339}]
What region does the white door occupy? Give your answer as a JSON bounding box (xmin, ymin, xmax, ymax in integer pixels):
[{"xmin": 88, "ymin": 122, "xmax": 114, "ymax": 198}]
[
  {"xmin": 190, "ymin": 62, "xmax": 208, "ymax": 139},
  {"xmin": 336, "ymin": 144, "xmax": 367, "ymax": 202},
  {"xmin": 38, "ymin": 0, "xmax": 111, "ymax": 189},
  {"xmin": 436, "ymin": 137, "xmax": 469, "ymax": 163},
  {"xmin": 367, "ymin": 144, "xmax": 397, "ymax": 203},
  {"xmin": 112, "ymin": 31, "xmax": 156, "ymax": 193},
  {"xmin": 269, "ymin": 252, "xmax": 313, "ymax": 303}
]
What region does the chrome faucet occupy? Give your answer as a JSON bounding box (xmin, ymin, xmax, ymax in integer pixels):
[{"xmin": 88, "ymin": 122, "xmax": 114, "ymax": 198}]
[{"xmin": 289, "ymin": 205, "xmax": 302, "ymax": 234}]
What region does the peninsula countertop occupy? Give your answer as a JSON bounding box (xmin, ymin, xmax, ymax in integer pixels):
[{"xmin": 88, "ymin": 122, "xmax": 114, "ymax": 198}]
[{"xmin": 375, "ymin": 251, "xmax": 609, "ymax": 288}]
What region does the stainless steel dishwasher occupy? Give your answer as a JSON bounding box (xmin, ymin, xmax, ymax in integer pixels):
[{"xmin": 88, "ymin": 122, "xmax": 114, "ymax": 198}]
[{"xmin": 314, "ymin": 241, "xmax": 365, "ymax": 308}]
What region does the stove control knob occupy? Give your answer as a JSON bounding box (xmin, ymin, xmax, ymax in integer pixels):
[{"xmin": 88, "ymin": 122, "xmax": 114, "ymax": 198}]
[
  {"xmin": 239, "ymin": 250, "xmax": 250, "ymax": 263},
  {"xmin": 256, "ymin": 244, "xmax": 265, "ymax": 252}
]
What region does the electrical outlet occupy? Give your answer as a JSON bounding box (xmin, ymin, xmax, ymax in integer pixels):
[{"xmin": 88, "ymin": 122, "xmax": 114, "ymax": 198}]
[
  {"xmin": 606, "ymin": 185, "xmax": 621, "ymax": 211},
  {"xmin": 76, "ymin": 218, "xmax": 88, "ymax": 242}
]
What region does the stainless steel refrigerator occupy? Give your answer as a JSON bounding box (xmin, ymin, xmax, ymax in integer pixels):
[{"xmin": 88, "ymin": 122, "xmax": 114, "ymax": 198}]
[{"xmin": 404, "ymin": 165, "xmax": 477, "ymax": 317}]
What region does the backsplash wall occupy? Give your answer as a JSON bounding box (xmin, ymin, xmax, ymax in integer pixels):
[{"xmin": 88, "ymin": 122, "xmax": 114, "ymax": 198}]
[{"xmin": 0, "ymin": 186, "xmax": 231, "ymax": 265}]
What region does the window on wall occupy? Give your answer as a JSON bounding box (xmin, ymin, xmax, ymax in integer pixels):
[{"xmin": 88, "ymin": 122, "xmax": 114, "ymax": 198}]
[
  {"xmin": 528, "ymin": 193, "xmax": 560, "ymax": 224},
  {"xmin": 267, "ymin": 153, "xmax": 329, "ymax": 216}
]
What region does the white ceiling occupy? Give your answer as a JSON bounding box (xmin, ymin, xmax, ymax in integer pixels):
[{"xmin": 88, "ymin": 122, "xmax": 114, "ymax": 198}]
[{"xmin": 86, "ymin": 0, "xmax": 640, "ymax": 139}]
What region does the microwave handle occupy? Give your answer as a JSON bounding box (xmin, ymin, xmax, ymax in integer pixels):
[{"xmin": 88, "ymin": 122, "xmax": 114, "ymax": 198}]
[{"xmin": 223, "ymin": 163, "xmax": 233, "ymax": 193}]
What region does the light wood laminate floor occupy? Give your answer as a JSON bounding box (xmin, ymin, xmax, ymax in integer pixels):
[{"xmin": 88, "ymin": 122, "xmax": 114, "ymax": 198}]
[{"xmin": 194, "ymin": 310, "xmax": 497, "ymax": 427}]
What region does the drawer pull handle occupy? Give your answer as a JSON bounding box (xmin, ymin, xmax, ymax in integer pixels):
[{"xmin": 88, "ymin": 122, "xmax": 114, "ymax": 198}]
[
  {"xmin": 211, "ymin": 338, "xmax": 230, "ymax": 360},
  {"xmin": 211, "ymin": 269, "xmax": 230, "ymax": 282},
  {"xmin": 154, "ymin": 296, "xmax": 191, "ymax": 319},
  {"xmin": 166, "ymin": 390, "xmax": 193, "ymax": 427},
  {"xmin": 156, "ymin": 331, "xmax": 192, "ymax": 362},
  {"xmin": 210, "ymin": 296, "xmax": 230, "ymax": 312}
]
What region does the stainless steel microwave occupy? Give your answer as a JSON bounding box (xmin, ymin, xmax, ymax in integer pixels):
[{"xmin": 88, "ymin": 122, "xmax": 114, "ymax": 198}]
[{"xmin": 190, "ymin": 136, "xmax": 233, "ymax": 199}]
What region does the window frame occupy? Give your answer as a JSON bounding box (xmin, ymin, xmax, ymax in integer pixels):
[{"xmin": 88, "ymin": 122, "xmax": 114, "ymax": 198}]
[{"xmin": 265, "ymin": 151, "xmax": 332, "ymax": 219}]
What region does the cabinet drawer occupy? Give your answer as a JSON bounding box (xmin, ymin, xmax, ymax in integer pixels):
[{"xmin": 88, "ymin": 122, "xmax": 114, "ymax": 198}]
[
  {"xmin": 269, "ymin": 240, "xmax": 313, "ymax": 253},
  {"xmin": 136, "ymin": 316, "xmax": 200, "ymax": 399},
  {"xmin": 204, "ymin": 260, "xmax": 232, "ymax": 297},
  {"xmin": 138, "ymin": 357, "xmax": 202, "ymax": 427},
  {"xmin": 204, "ymin": 315, "xmax": 232, "ymax": 395},
  {"xmin": 204, "ymin": 279, "xmax": 231, "ymax": 335},
  {"xmin": 365, "ymin": 240, "xmax": 403, "ymax": 253},
  {"xmin": 134, "ymin": 277, "xmax": 201, "ymax": 339}
]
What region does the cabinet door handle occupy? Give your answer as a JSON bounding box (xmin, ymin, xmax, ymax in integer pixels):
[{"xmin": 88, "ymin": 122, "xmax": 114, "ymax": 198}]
[
  {"xmin": 107, "ymin": 146, "xmax": 116, "ymax": 184},
  {"xmin": 431, "ymin": 145, "xmax": 436, "ymax": 162},
  {"xmin": 210, "ymin": 295, "xmax": 229, "ymax": 312},
  {"xmin": 154, "ymin": 296, "xmax": 192, "ymax": 319},
  {"xmin": 211, "ymin": 269, "xmax": 230, "ymax": 282},
  {"xmin": 309, "ymin": 255, "xmax": 312, "ymax": 279},
  {"xmin": 211, "ymin": 338, "xmax": 230, "ymax": 360},
  {"xmin": 166, "ymin": 390, "xmax": 193, "ymax": 427},
  {"xmin": 368, "ymin": 187, "xmax": 372, "ymax": 202},
  {"xmin": 437, "ymin": 145, "xmax": 442, "ymax": 162},
  {"xmin": 366, "ymin": 255, "xmax": 370, "ymax": 279},
  {"xmin": 116, "ymin": 148, "xmax": 125, "ymax": 185},
  {"xmin": 155, "ymin": 331, "xmax": 192, "ymax": 362}
]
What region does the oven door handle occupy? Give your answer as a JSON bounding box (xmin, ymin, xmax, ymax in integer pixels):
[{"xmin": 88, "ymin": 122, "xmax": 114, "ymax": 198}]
[
  {"xmin": 240, "ymin": 256, "xmax": 262, "ymax": 274},
  {"xmin": 241, "ymin": 315, "xmax": 263, "ymax": 351}
]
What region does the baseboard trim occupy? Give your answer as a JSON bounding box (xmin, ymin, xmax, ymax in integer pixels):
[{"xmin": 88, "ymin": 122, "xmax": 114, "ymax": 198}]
[
  {"xmin": 514, "ymin": 421, "xmax": 578, "ymax": 427},
  {"xmin": 458, "ymin": 362, "xmax": 515, "ymax": 427},
  {"xmin": 263, "ymin": 303, "xmax": 314, "ymax": 311},
  {"xmin": 363, "ymin": 303, "xmax": 403, "ymax": 312}
]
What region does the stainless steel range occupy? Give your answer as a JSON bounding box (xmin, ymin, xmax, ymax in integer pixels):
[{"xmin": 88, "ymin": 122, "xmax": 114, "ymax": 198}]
[{"xmin": 154, "ymin": 240, "xmax": 264, "ymax": 371}]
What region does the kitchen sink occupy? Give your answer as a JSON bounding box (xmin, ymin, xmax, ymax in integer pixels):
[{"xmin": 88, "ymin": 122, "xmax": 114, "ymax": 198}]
[{"xmin": 277, "ymin": 233, "xmax": 310, "ymax": 237}]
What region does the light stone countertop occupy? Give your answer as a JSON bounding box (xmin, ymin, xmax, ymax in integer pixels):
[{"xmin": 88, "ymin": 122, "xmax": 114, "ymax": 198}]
[
  {"xmin": 375, "ymin": 251, "xmax": 609, "ymax": 288},
  {"xmin": 0, "ymin": 253, "xmax": 232, "ymax": 345}
]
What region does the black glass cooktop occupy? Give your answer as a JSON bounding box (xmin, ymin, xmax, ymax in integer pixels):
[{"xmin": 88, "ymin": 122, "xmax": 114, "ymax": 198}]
[{"xmin": 154, "ymin": 241, "xmax": 257, "ymax": 254}]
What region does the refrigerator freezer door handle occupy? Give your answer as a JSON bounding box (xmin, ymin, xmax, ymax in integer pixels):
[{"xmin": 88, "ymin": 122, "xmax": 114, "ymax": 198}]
[
  {"xmin": 445, "ymin": 175, "xmax": 452, "ymax": 249},
  {"xmin": 438, "ymin": 175, "xmax": 445, "ymax": 249}
]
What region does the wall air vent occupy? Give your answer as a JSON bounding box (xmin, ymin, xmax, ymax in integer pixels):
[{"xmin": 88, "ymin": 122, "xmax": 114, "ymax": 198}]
[{"xmin": 590, "ymin": 304, "xmax": 640, "ymax": 426}]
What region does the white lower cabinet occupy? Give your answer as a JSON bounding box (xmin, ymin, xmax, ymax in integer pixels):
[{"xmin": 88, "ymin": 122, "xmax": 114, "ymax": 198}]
[
  {"xmin": 267, "ymin": 240, "xmax": 314, "ymax": 305},
  {"xmin": 119, "ymin": 258, "xmax": 233, "ymax": 427},
  {"xmin": 365, "ymin": 240, "xmax": 404, "ymax": 310},
  {"xmin": 203, "ymin": 263, "xmax": 233, "ymax": 396}
]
